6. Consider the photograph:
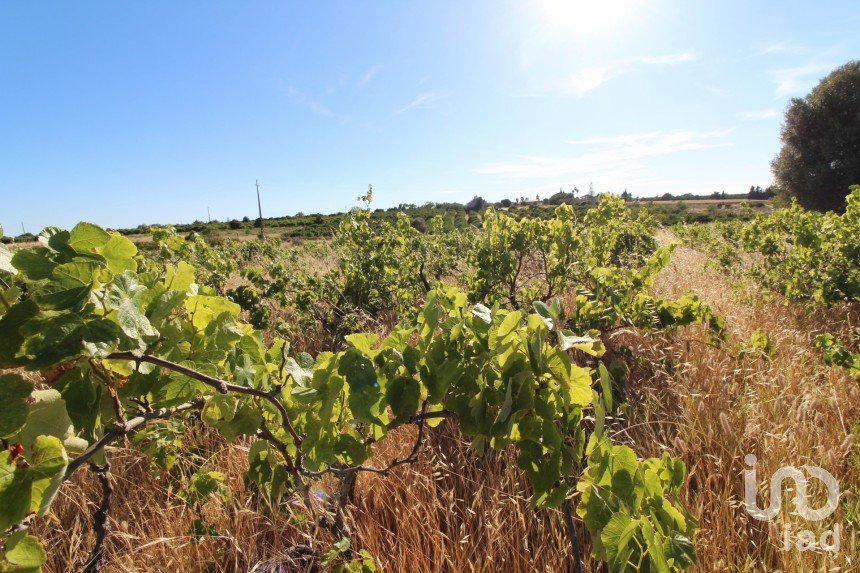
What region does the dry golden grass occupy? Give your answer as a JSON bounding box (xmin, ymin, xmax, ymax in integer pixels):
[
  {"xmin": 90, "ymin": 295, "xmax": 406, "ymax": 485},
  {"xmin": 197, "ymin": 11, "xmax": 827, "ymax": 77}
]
[
  {"xmin": 349, "ymin": 422, "xmax": 589, "ymax": 572},
  {"xmin": 35, "ymin": 423, "xmax": 590, "ymax": 572},
  {"xmin": 34, "ymin": 235, "xmax": 858, "ymax": 572},
  {"xmin": 636, "ymin": 234, "xmax": 859, "ymax": 571}
]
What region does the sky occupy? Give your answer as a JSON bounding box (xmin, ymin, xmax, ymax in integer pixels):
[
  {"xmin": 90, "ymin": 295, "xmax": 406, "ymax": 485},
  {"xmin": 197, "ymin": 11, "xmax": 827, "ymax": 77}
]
[{"xmin": 2, "ymin": 1, "xmax": 859, "ymax": 232}]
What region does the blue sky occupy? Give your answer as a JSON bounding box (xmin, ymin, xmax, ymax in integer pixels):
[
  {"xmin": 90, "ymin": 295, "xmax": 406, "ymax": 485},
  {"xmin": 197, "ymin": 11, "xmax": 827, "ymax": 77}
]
[{"xmin": 2, "ymin": 1, "xmax": 859, "ymax": 232}]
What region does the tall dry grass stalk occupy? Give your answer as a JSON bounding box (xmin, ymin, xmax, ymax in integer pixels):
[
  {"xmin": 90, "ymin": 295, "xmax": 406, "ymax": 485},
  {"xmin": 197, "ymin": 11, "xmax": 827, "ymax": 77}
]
[
  {"xmin": 36, "ymin": 235, "xmax": 857, "ymax": 571},
  {"xmin": 636, "ymin": 235, "xmax": 858, "ymax": 571}
]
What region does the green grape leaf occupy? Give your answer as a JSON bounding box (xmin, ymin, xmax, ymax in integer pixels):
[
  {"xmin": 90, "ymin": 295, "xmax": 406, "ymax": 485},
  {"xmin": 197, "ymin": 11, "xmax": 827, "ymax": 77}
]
[
  {"xmin": 421, "ymin": 357, "xmax": 462, "ymax": 404},
  {"xmin": 18, "ymin": 315, "xmax": 79, "ymax": 361},
  {"xmin": 385, "ymin": 376, "xmax": 420, "ymax": 422},
  {"xmin": 53, "ymin": 365, "xmax": 103, "ymax": 441},
  {"xmin": 0, "ymin": 435, "xmax": 68, "ymax": 531},
  {"xmin": 597, "ymin": 363, "xmax": 615, "ymax": 413},
  {"xmin": 152, "ymin": 371, "xmax": 209, "ymax": 407},
  {"xmin": 601, "ymin": 511, "xmax": 638, "ymax": 568},
  {"xmin": 39, "ymin": 227, "xmax": 76, "ymax": 258},
  {"xmin": 16, "ymin": 390, "xmax": 74, "ymax": 452},
  {"xmin": 1, "ymin": 531, "xmax": 47, "ymax": 572},
  {"xmin": 27, "ymin": 435, "xmax": 69, "ymax": 516},
  {"xmin": 567, "ymin": 364, "xmax": 594, "ymax": 407},
  {"xmin": 296, "ymin": 352, "xmax": 315, "ymax": 369},
  {"xmin": 11, "ymin": 249, "xmax": 55, "ymax": 281},
  {"xmin": 0, "ymin": 284, "xmax": 22, "ymax": 319},
  {"xmin": 609, "ymin": 453, "xmax": 640, "ymax": 508},
  {"xmin": 147, "ymin": 288, "xmax": 186, "ymax": 324},
  {"xmin": 0, "ymin": 299, "xmax": 39, "ymax": 366},
  {"xmin": 402, "ymin": 346, "xmax": 421, "ymax": 375},
  {"xmin": 51, "ymin": 261, "xmax": 99, "ymax": 288},
  {"xmin": 185, "ymin": 295, "xmax": 240, "ymax": 330},
  {"xmin": 32, "ymin": 282, "xmax": 91, "ymax": 312},
  {"xmin": 0, "ymin": 374, "xmax": 33, "ymax": 439},
  {"xmin": 496, "ymin": 310, "xmax": 523, "ymax": 340},
  {"xmin": 526, "ymin": 315, "xmax": 547, "ymax": 374},
  {"xmin": 106, "ymin": 273, "xmax": 159, "ymax": 342},
  {"xmin": 228, "ymin": 350, "xmax": 256, "ymax": 387},
  {"xmin": 218, "ymin": 403, "xmax": 263, "ymax": 440},
  {"xmin": 532, "ymin": 301, "xmax": 555, "ymax": 330},
  {"xmin": 79, "ymin": 317, "xmax": 123, "ymax": 359},
  {"xmin": 472, "ymin": 303, "xmax": 492, "ymax": 324},
  {"xmin": 99, "ymin": 235, "xmax": 138, "ymax": 274},
  {"xmin": 339, "ymin": 348, "xmax": 377, "ymax": 390},
  {"xmin": 494, "ymin": 378, "xmax": 515, "ymax": 425},
  {"xmin": 202, "ymin": 394, "xmax": 239, "ymax": 427},
  {"xmin": 0, "ymin": 451, "xmax": 30, "ymax": 530},
  {"xmin": 557, "ymin": 330, "xmax": 605, "ymax": 357},
  {"xmin": 345, "ymin": 333, "xmax": 380, "ymax": 358},
  {"xmin": 0, "ymin": 243, "xmax": 16, "ymax": 276},
  {"xmin": 518, "ymin": 443, "xmax": 563, "ymax": 507},
  {"xmin": 179, "ymin": 468, "xmax": 227, "ymax": 505},
  {"xmin": 339, "ymin": 349, "xmax": 384, "ymax": 425},
  {"xmin": 284, "ymin": 357, "xmax": 312, "ymax": 388},
  {"xmin": 546, "ymin": 349, "xmax": 593, "ymax": 407},
  {"xmin": 63, "ymin": 436, "xmax": 89, "ymax": 455},
  {"xmin": 334, "ymin": 434, "xmax": 370, "ymax": 466},
  {"xmin": 204, "ymin": 312, "xmax": 245, "ymax": 352},
  {"xmin": 164, "ymin": 261, "xmax": 196, "ymax": 293},
  {"xmin": 665, "ymin": 534, "xmax": 697, "ymax": 568},
  {"xmin": 68, "ymin": 222, "xmax": 111, "ymax": 253},
  {"xmin": 246, "ymin": 440, "xmax": 272, "ymax": 486},
  {"xmin": 641, "ymin": 519, "xmax": 670, "ymax": 573}
]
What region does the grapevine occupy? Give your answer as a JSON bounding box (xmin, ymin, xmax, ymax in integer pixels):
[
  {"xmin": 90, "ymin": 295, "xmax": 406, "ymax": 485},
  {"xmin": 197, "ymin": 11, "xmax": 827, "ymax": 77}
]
[
  {"xmin": 673, "ymin": 186, "xmax": 860, "ymax": 378},
  {"xmin": 0, "ymin": 202, "xmax": 717, "ymax": 571}
]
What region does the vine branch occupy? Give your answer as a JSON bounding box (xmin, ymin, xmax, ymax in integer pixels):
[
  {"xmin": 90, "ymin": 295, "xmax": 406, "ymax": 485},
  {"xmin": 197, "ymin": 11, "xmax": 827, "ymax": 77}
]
[
  {"xmin": 64, "ymin": 399, "xmax": 202, "ymax": 480},
  {"xmin": 106, "ymin": 351, "xmax": 304, "ymax": 451},
  {"xmin": 562, "ymin": 499, "xmax": 584, "ymax": 573},
  {"xmin": 307, "ymin": 400, "xmax": 433, "ymax": 478},
  {"xmin": 82, "ymin": 462, "xmax": 113, "ymax": 573},
  {"xmin": 89, "ymin": 360, "xmax": 127, "ymax": 426}
]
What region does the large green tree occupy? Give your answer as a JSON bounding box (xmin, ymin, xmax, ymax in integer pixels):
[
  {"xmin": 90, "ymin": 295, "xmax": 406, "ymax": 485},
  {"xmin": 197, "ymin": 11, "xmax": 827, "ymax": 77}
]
[{"xmin": 772, "ymin": 60, "xmax": 860, "ymax": 211}]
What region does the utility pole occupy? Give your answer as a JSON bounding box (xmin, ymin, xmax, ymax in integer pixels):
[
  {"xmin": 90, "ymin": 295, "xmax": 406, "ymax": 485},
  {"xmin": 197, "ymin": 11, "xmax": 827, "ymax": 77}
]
[{"xmin": 256, "ymin": 180, "xmax": 265, "ymax": 239}]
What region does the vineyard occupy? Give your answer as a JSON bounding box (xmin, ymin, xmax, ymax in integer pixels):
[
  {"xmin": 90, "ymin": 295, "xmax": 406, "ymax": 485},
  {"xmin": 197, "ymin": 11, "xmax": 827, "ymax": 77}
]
[{"xmin": 0, "ymin": 193, "xmax": 857, "ymax": 571}]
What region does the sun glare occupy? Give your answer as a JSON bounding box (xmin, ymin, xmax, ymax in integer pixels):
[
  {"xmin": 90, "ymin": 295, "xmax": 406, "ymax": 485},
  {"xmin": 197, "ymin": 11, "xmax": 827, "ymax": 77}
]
[{"xmin": 532, "ymin": 0, "xmax": 641, "ymax": 39}]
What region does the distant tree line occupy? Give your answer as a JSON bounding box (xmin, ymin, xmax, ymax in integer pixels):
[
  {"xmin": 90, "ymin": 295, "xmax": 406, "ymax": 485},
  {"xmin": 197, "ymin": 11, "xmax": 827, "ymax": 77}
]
[{"xmin": 748, "ymin": 185, "xmax": 775, "ymax": 200}]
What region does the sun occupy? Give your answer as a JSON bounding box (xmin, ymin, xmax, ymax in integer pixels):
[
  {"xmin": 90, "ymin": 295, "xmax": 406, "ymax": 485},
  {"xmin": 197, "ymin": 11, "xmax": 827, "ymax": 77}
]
[{"xmin": 531, "ymin": 0, "xmax": 642, "ymax": 40}]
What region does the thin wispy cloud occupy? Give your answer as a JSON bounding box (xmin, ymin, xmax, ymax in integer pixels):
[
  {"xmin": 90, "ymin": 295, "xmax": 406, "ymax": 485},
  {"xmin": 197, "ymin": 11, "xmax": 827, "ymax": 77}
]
[
  {"xmin": 559, "ymin": 53, "xmax": 697, "ymax": 97},
  {"xmin": 477, "ymin": 130, "xmax": 732, "ymax": 179},
  {"xmin": 754, "ymin": 42, "xmax": 845, "ymax": 61},
  {"xmin": 394, "ymin": 92, "xmax": 442, "ymax": 115},
  {"xmin": 358, "ymin": 64, "xmax": 382, "ymax": 88},
  {"xmin": 638, "ymin": 52, "xmax": 699, "ymax": 65},
  {"xmin": 567, "ymin": 132, "xmax": 662, "ymax": 146},
  {"xmin": 560, "ymin": 67, "xmax": 611, "ymax": 97},
  {"xmin": 770, "ymin": 63, "xmax": 834, "ymax": 96},
  {"xmin": 284, "ymin": 86, "xmax": 334, "ymax": 118},
  {"xmin": 756, "ymin": 41, "xmax": 793, "ymax": 56}
]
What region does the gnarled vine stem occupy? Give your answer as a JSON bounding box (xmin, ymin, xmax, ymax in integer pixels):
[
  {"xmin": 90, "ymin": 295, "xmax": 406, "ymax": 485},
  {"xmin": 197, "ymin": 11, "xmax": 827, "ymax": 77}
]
[
  {"xmin": 64, "ymin": 399, "xmax": 203, "ymax": 480},
  {"xmin": 81, "ymin": 462, "xmax": 113, "ymax": 573}
]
